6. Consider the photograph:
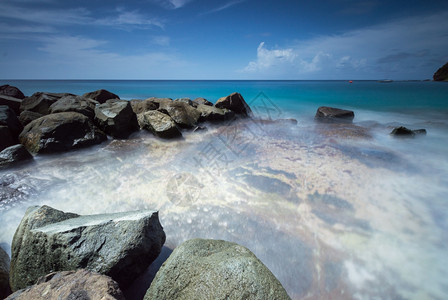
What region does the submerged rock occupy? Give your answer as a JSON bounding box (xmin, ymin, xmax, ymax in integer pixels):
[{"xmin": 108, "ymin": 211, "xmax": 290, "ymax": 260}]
[
  {"xmin": 390, "ymin": 126, "xmax": 427, "ymax": 137},
  {"xmin": 19, "ymin": 112, "xmax": 107, "ymax": 154},
  {"xmin": 6, "ymin": 269, "xmax": 124, "ymax": 300},
  {"xmin": 433, "ymin": 62, "xmax": 448, "ymax": 81},
  {"xmin": 0, "ymin": 106, "xmax": 22, "ymax": 151},
  {"xmin": 20, "ymin": 92, "xmax": 74, "ymax": 115},
  {"xmin": 0, "ymin": 85, "xmax": 25, "ymax": 100},
  {"xmin": 49, "ymin": 95, "xmax": 98, "ymax": 119},
  {"xmin": 138, "ymin": 110, "xmax": 181, "ymax": 139},
  {"xmin": 158, "ymin": 101, "xmax": 201, "ymax": 128},
  {"xmin": 145, "ymin": 238, "xmax": 290, "ymax": 300},
  {"xmin": 9, "ymin": 205, "xmax": 166, "ymax": 291},
  {"xmin": 0, "ymin": 144, "xmax": 33, "ymax": 169},
  {"xmin": 83, "ymin": 89, "xmax": 120, "ymax": 104},
  {"xmin": 0, "ymin": 95, "xmax": 22, "ymax": 115},
  {"xmin": 0, "ymin": 247, "xmax": 11, "ymax": 299},
  {"xmin": 94, "ymin": 100, "xmax": 139, "ymax": 138},
  {"xmin": 315, "ymin": 106, "xmax": 355, "ymax": 122},
  {"xmin": 215, "ymin": 92, "xmax": 252, "ymax": 116}
]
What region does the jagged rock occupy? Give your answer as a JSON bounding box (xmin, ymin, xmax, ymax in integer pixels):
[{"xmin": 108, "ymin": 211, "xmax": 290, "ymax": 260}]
[
  {"xmin": 315, "ymin": 106, "xmax": 355, "ymax": 122},
  {"xmin": 0, "ymin": 95, "xmax": 22, "ymax": 115},
  {"xmin": 145, "ymin": 239, "xmax": 290, "ymax": 300},
  {"xmin": 49, "ymin": 95, "xmax": 98, "ymax": 119},
  {"xmin": 137, "ymin": 110, "xmax": 181, "ymax": 139},
  {"xmin": 390, "ymin": 126, "xmax": 427, "ymax": 137},
  {"xmin": 20, "ymin": 92, "xmax": 74, "ymax": 115},
  {"xmin": 83, "ymin": 89, "xmax": 120, "ymax": 104},
  {"xmin": 433, "ymin": 62, "xmax": 448, "ymax": 81},
  {"xmin": 94, "ymin": 100, "xmax": 139, "ymax": 138},
  {"xmin": 130, "ymin": 99, "xmax": 159, "ymax": 115},
  {"xmin": 0, "ymin": 85, "xmax": 25, "ymax": 99},
  {"xmin": 196, "ymin": 104, "xmax": 235, "ymax": 122},
  {"xmin": 174, "ymin": 98, "xmax": 196, "ymax": 107},
  {"xmin": 9, "ymin": 205, "xmax": 166, "ymax": 291},
  {"xmin": 18, "ymin": 111, "xmax": 43, "ymax": 126},
  {"xmin": 158, "ymin": 101, "xmax": 201, "ymax": 128},
  {"xmin": 0, "ymin": 145, "xmax": 33, "ymax": 169},
  {"xmin": 19, "ymin": 112, "xmax": 106, "ymax": 154},
  {"xmin": 0, "ymin": 106, "xmax": 22, "ymax": 151},
  {"xmin": 6, "ymin": 269, "xmax": 124, "ymax": 300},
  {"xmin": 215, "ymin": 92, "xmax": 252, "ymax": 116},
  {"xmin": 193, "ymin": 97, "xmax": 213, "ymax": 106},
  {"xmin": 0, "ymin": 247, "xmax": 11, "ymax": 299}
]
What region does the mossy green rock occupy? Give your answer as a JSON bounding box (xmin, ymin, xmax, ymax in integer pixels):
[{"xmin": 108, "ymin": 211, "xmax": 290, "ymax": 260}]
[{"xmin": 145, "ymin": 239, "xmax": 290, "ymax": 300}]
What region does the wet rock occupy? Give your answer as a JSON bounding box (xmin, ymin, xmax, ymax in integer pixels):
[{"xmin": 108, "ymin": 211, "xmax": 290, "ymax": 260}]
[
  {"xmin": 0, "ymin": 126, "xmax": 16, "ymax": 152},
  {"xmin": 390, "ymin": 126, "xmax": 427, "ymax": 137},
  {"xmin": 193, "ymin": 125, "xmax": 207, "ymax": 132},
  {"xmin": 19, "ymin": 112, "xmax": 107, "ymax": 154},
  {"xmin": 137, "ymin": 110, "xmax": 181, "ymax": 139},
  {"xmin": 158, "ymin": 101, "xmax": 201, "ymax": 128},
  {"xmin": 145, "ymin": 238, "xmax": 290, "ymax": 300},
  {"xmin": 215, "ymin": 92, "xmax": 252, "ymax": 116},
  {"xmin": 0, "ymin": 145, "xmax": 33, "ymax": 169},
  {"xmin": 6, "ymin": 269, "xmax": 124, "ymax": 300},
  {"xmin": 18, "ymin": 111, "xmax": 43, "ymax": 126},
  {"xmin": 83, "ymin": 89, "xmax": 120, "ymax": 104},
  {"xmin": 94, "ymin": 100, "xmax": 139, "ymax": 138},
  {"xmin": 196, "ymin": 104, "xmax": 235, "ymax": 122},
  {"xmin": 0, "ymin": 106, "xmax": 22, "ymax": 151},
  {"xmin": 0, "ymin": 95, "xmax": 22, "ymax": 115},
  {"xmin": 0, "ymin": 85, "xmax": 25, "ymax": 100},
  {"xmin": 49, "ymin": 95, "xmax": 98, "ymax": 119},
  {"xmin": 10, "ymin": 205, "xmax": 166, "ymax": 291},
  {"xmin": 20, "ymin": 92, "xmax": 74, "ymax": 115},
  {"xmin": 433, "ymin": 62, "xmax": 448, "ymax": 81},
  {"xmin": 0, "ymin": 247, "xmax": 11, "ymax": 299},
  {"xmin": 130, "ymin": 98, "xmax": 159, "ymax": 114},
  {"xmin": 315, "ymin": 106, "xmax": 355, "ymax": 122},
  {"xmin": 193, "ymin": 97, "xmax": 213, "ymax": 106}
]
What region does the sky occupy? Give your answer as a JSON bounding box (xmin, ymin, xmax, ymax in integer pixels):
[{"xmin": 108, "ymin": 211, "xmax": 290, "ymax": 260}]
[{"xmin": 0, "ymin": 0, "xmax": 448, "ymax": 80}]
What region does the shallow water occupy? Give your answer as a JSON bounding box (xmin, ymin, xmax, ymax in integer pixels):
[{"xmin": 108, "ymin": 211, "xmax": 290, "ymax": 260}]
[{"xmin": 1, "ymin": 80, "xmax": 448, "ymax": 299}]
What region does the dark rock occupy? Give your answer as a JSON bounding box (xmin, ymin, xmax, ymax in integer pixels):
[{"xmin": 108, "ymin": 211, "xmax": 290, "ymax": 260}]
[
  {"xmin": 0, "ymin": 106, "xmax": 23, "ymax": 151},
  {"xmin": 390, "ymin": 126, "xmax": 427, "ymax": 137},
  {"xmin": 315, "ymin": 106, "xmax": 355, "ymax": 122},
  {"xmin": 0, "ymin": 145, "xmax": 33, "ymax": 169},
  {"xmin": 215, "ymin": 92, "xmax": 252, "ymax": 116},
  {"xmin": 196, "ymin": 104, "xmax": 235, "ymax": 122},
  {"xmin": 6, "ymin": 269, "xmax": 124, "ymax": 300},
  {"xmin": 19, "ymin": 112, "xmax": 106, "ymax": 154},
  {"xmin": 94, "ymin": 101, "xmax": 139, "ymax": 138},
  {"xmin": 158, "ymin": 101, "xmax": 201, "ymax": 128},
  {"xmin": 18, "ymin": 111, "xmax": 43, "ymax": 126},
  {"xmin": 20, "ymin": 92, "xmax": 74, "ymax": 115},
  {"xmin": 10, "ymin": 205, "xmax": 166, "ymax": 291},
  {"xmin": 137, "ymin": 110, "xmax": 181, "ymax": 139},
  {"xmin": 193, "ymin": 125, "xmax": 207, "ymax": 132},
  {"xmin": 145, "ymin": 239, "xmax": 290, "ymax": 300},
  {"xmin": 193, "ymin": 97, "xmax": 213, "ymax": 106},
  {"xmin": 0, "ymin": 85, "xmax": 25, "ymax": 99},
  {"xmin": 0, "ymin": 126, "xmax": 15, "ymax": 152},
  {"xmin": 49, "ymin": 95, "xmax": 98, "ymax": 119},
  {"xmin": 0, "ymin": 247, "xmax": 11, "ymax": 299},
  {"xmin": 83, "ymin": 89, "xmax": 120, "ymax": 104},
  {"xmin": 433, "ymin": 62, "xmax": 448, "ymax": 81},
  {"xmin": 130, "ymin": 99, "xmax": 160, "ymax": 114},
  {"xmin": 0, "ymin": 95, "xmax": 22, "ymax": 115}
]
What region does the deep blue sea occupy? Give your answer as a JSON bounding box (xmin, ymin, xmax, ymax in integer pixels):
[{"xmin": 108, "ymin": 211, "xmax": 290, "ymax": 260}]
[{"xmin": 1, "ymin": 80, "xmax": 448, "ymax": 299}]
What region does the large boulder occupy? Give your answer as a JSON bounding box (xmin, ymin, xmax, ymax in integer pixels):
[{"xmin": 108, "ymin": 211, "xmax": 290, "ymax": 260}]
[
  {"xmin": 433, "ymin": 62, "xmax": 448, "ymax": 81},
  {"xmin": 6, "ymin": 269, "xmax": 124, "ymax": 300},
  {"xmin": 20, "ymin": 92, "xmax": 74, "ymax": 115},
  {"xmin": 196, "ymin": 104, "xmax": 235, "ymax": 122},
  {"xmin": 315, "ymin": 106, "xmax": 355, "ymax": 122},
  {"xmin": 215, "ymin": 92, "xmax": 252, "ymax": 116},
  {"xmin": 19, "ymin": 112, "xmax": 106, "ymax": 154},
  {"xmin": 0, "ymin": 106, "xmax": 23, "ymax": 151},
  {"xmin": 0, "ymin": 145, "xmax": 33, "ymax": 169},
  {"xmin": 130, "ymin": 98, "xmax": 159, "ymax": 114},
  {"xmin": 49, "ymin": 95, "xmax": 97, "ymax": 119},
  {"xmin": 145, "ymin": 239, "xmax": 290, "ymax": 300},
  {"xmin": 138, "ymin": 110, "xmax": 182, "ymax": 139},
  {"xmin": 18, "ymin": 111, "xmax": 43, "ymax": 126},
  {"xmin": 174, "ymin": 98, "xmax": 196, "ymax": 107},
  {"xmin": 0, "ymin": 95, "xmax": 22, "ymax": 115},
  {"xmin": 158, "ymin": 101, "xmax": 201, "ymax": 128},
  {"xmin": 0, "ymin": 247, "xmax": 11, "ymax": 299},
  {"xmin": 0, "ymin": 85, "xmax": 25, "ymax": 99},
  {"xmin": 193, "ymin": 97, "xmax": 213, "ymax": 106},
  {"xmin": 94, "ymin": 100, "xmax": 139, "ymax": 138},
  {"xmin": 10, "ymin": 205, "xmax": 166, "ymax": 291},
  {"xmin": 83, "ymin": 89, "xmax": 120, "ymax": 104}
]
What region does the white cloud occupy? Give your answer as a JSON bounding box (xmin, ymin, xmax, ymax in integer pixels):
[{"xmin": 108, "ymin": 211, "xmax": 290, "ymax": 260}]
[
  {"xmin": 151, "ymin": 0, "xmax": 194, "ymax": 9},
  {"xmin": 152, "ymin": 36, "xmax": 170, "ymax": 46},
  {"xmin": 95, "ymin": 9, "xmax": 164, "ymax": 29},
  {"xmin": 200, "ymin": 0, "xmax": 246, "ymax": 16}
]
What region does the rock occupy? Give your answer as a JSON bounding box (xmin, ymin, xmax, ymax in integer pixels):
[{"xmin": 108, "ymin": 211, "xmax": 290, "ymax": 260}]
[
  {"xmin": 131, "ymin": 99, "xmax": 160, "ymax": 114},
  {"xmin": 20, "ymin": 92, "xmax": 74, "ymax": 115},
  {"xmin": 0, "ymin": 85, "xmax": 25, "ymax": 99},
  {"xmin": 6, "ymin": 269, "xmax": 124, "ymax": 300},
  {"xmin": 18, "ymin": 111, "xmax": 43, "ymax": 126},
  {"xmin": 433, "ymin": 62, "xmax": 448, "ymax": 81},
  {"xmin": 0, "ymin": 106, "xmax": 22, "ymax": 151},
  {"xmin": 83, "ymin": 89, "xmax": 120, "ymax": 104},
  {"xmin": 215, "ymin": 92, "xmax": 252, "ymax": 116},
  {"xmin": 0, "ymin": 95, "xmax": 22, "ymax": 115},
  {"xmin": 137, "ymin": 110, "xmax": 181, "ymax": 139},
  {"xmin": 158, "ymin": 101, "xmax": 201, "ymax": 128},
  {"xmin": 390, "ymin": 126, "xmax": 427, "ymax": 137},
  {"xmin": 145, "ymin": 239, "xmax": 290, "ymax": 300},
  {"xmin": 193, "ymin": 125, "xmax": 207, "ymax": 132},
  {"xmin": 174, "ymin": 98, "xmax": 196, "ymax": 107},
  {"xmin": 49, "ymin": 95, "xmax": 98, "ymax": 119},
  {"xmin": 315, "ymin": 106, "xmax": 355, "ymax": 122},
  {"xmin": 0, "ymin": 145, "xmax": 33, "ymax": 169},
  {"xmin": 10, "ymin": 205, "xmax": 166, "ymax": 291},
  {"xmin": 196, "ymin": 104, "xmax": 235, "ymax": 122},
  {"xmin": 193, "ymin": 97, "xmax": 213, "ymax": 106},
  {"xmin": 94, "ymin": 100, "xmax": 139, "ymax": 138},
  {"xmin": 19, "ymin": 112, "xmax": 106, "ymax": 154},
  {"xmin": 0, "ymin": 247, "xmax": 11, "ymax": 299},
  {"xmin": 0, "ymin": 126, "xmax": 16, "ymax": 152}
]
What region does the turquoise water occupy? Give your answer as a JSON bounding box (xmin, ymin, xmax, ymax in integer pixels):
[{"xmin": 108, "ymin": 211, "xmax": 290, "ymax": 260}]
[{"xmin": 1, "ymin": 80, "xmax": 448, "ymax": 299}]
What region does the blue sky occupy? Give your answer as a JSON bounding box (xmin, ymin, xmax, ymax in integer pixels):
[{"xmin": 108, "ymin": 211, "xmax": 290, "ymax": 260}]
[{"xmin": 0, "ymin": 0, "xmax": 447, "ymax": 80}]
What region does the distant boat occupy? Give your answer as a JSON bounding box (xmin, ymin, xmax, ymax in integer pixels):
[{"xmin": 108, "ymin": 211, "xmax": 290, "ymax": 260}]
[
  {"xmin": 378, "ymin": 79, "xmax": 393, "ymax": 83},
  {"xmin": 348, "ymin": 80, "xmax": 353, "ymax": 83}
]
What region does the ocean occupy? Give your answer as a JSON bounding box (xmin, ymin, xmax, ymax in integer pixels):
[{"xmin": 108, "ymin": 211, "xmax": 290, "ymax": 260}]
[{"xmin": 1, "ymin": 80, "xmax": 448, "ymax": 299}]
